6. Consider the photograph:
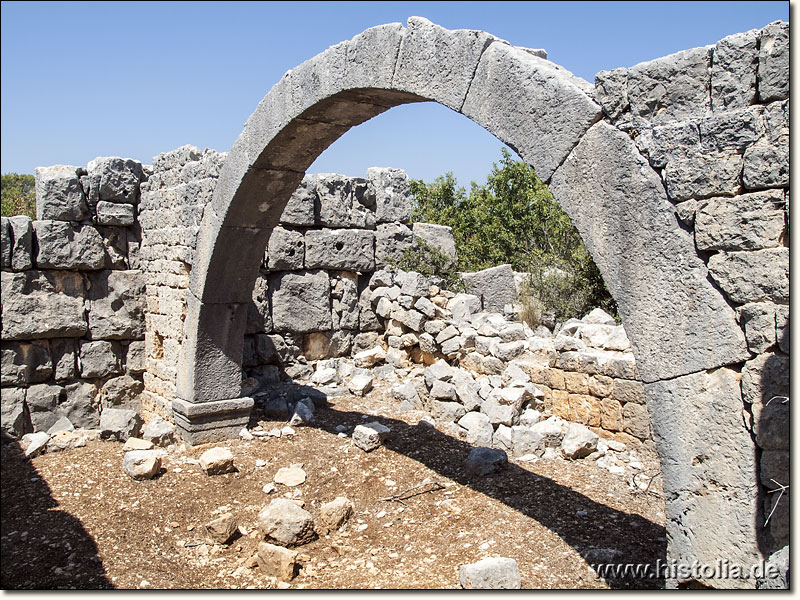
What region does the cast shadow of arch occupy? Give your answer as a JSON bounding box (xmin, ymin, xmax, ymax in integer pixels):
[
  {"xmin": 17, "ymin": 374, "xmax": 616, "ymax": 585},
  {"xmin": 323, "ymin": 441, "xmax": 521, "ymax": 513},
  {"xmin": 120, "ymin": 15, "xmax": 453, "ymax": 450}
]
[
  {"xmin": 253, "ymin": 381, "xmax": 667, "ymax": 589},
  {"xmin": 0, "ymin": 433, "xmax": 114, "ymax": 589}
]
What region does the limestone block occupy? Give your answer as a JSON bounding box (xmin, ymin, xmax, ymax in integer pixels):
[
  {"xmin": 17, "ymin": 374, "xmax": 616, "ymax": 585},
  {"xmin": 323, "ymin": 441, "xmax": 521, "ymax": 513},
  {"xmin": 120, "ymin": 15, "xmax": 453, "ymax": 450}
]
[
  {"xmin": 0, "ymin": 217, "xmax": 10, "ymax": 268},
  {"xmin": 58, "ymin": 381, "xmax": 100, "ymax": 429},
  {"xmin": 458, "ymin": 411, "xmax": 494, "ymax": 446},
  {"xmin": 246, "ymin": 273, "xmax": 272, "ymax": 334},
  {"xmin": 757, "ymin": 21, "xmax": 789, "ymax": 102},
  {"xmin": 594, "ymin": 68, "xmax": 628, "ymax": 120},
  {"xmin": 257, "ymin": 541, "xmax": 299, "ymax": 580},
  {"xmin": 695, "ymin": 190, "xmax": 785, "ymax": 251},
  {"xmin": 345, "ymin": 22, "xmax": 404, "ymax": 90},
  {"xmin": 269, "ymin": 270, "xmax": 332, "ymax": 333},
  {"xmin": 461, "ymin": 265, "xmax": 516, "ymax": 312},
  {"xmin": 663, "ymin": 151, "xmax": 742, "ymax": 202},
  {"xmin": 622, "ymin": 402, "xmax": 650, "ymax": 440},
  {"xmin": 561, "ymin": 422, "xmax": 599, "ymax": 458},
  {"xmin": 1, "ymin": 387, "xmax": 30, "ymax": 439},
  {"xmin": 318, "ymin": 496, "xmax": 354, "ymax": 533},
  {"xmin": 412, "ymin": 222, "xmax": 456, "ymax": 260},
  {"xmin": 742, "ymin": 145, "xmax": 789, "ymax": 190},
  {"xmin": 267, "ymin": 227, "xmax": 304, "ymax": 271},
  {"xmin": 331, "ymin": 271, "xmax": 359, "ymax": 330},
  {"xmin": 1, "ymin": 341, "xmax": 52, "ymax": 385},
  {"xmin": 711, "ymin": 29, "xmax": 758, "ymax": 110},
  {"xmin": 100, "ymin": 374, "xmax": 144, "ymax": 410},
  {"xmin": 549, "ymin": 121, "xmax": 748, "ymax": 383},
  {"xmin": 708, "ymin": 248, "xmax": 789, "ymax": 304},
  {"xmin": 459, "ymin": 556, "xmax": 521, "ymax": 589},
  {"xmin": 599, "ymin": 398, "xmax": 622, "ymax": 431},
  {"xmin": 123, "ymin": 449, "xmax": 162, "ymax": 481},
  {"xmin": 612, "ymin": 378, "xmax": 645, "ymax": 405},
  {"xmin": 304, "ymin": 229, "xmax": 374, "ymax": 271},
  {"xmin": 7, "ymin": 216, "xmax": 33, "ymax": 271},
  {"xmin": 462, "ymin": 41, "xmax": 600, "ymax": 182},
  {"xmin": 643, "ymin": 121, "xmax": 700, "ymax": 169},
  {"xmin": 645, "ymin": 368, "xmax": 760, "ymax": 586},
  {"xmin": 775, "ymin": 305, "xmax": 788, "ymax": 353},
  {"xmin": 626, "ymin": 45, "xmax": 711, "ymax": 123},
  {"xmin": 315, "ymin": 174, "xmax": 375, "ymax": 229},
  {"xmin": 126, "ymin": 340, "xmax": 146, "ymax": 375},
  {"xmin": 79, "ymin": 340, "xmax": 123, "ymax": 378},
  {"xmin": 87, "ymin": 270, "xmax": 146, "ymax": 340},
  {"xmin": 1, "ymin": 270, "xmax": 87, "ymax": 340},
  {"xmin": 100, "ymin": 407, "xmax": 143, "ymax": 441},
  {"xmin": 375, "ymin": 223, "xmax": 412, "ymax": 267},
  {"xmin": 366, "ymin": 167, "xmax": 412, "ymax": 224},
  {"xmin": 741, "ymin": 352, "xmax": 789, "ymax": 451},
  {"xmin": 26, "ymin": 383, "xmax": 63, "ymax": 433},
  {"xmin": 393, "ymin": 16, "xmax": 497, "ymax": 112},
  {"xmin": 699, "ymin": 107, "xmax": 763, "ymax": 153},
  {"xmin": 280, "ymin": 177, "xmax": 317, "ymax": 226},
  {"xmin": 33, "ymin": 221, "xmax": 106, "ymax": 270},
  {"xmin": 465, "ymin": 447, "xmax": 508, "ymax": 476},
  {"xmin": 430, "ymin": 400, "xmax": 466, "ymax": 423},
  {"xmin": 95, "ymin": 201, "xmax": 135, "ymax": 227},
  {"xmin": 35, "ymin": 165, "xmax": 90, "ymax": 221},
  {"xmin": 736, "ymin": 302, "xmax": 777, "ymax": 354},
  {"xmin": 86, "ymin": 157, "xmax": 144, "ymax": 204}
]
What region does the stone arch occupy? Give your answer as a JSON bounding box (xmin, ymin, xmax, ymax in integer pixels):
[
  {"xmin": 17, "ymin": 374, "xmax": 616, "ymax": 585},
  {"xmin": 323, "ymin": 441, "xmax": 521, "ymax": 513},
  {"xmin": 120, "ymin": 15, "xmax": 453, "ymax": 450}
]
[{"xmin": 178, "ymin": 17, "xmax": 758, "ymax": 582}]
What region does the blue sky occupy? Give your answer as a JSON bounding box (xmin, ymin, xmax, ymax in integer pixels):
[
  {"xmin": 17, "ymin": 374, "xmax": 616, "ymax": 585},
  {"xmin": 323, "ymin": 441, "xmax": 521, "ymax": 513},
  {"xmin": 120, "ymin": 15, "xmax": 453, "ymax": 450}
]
[{"xmin": 1, "ymin": 1, "xmax": 789, "ymax": 187}]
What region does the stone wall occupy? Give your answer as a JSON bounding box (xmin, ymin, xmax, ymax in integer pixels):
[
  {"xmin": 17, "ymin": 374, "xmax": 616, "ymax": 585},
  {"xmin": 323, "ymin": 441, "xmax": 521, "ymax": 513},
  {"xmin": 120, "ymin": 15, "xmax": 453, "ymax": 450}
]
[
  {"xmin": 1, "ymin": 159, "xmax": 146, "ymax": 438},
  {"xmin": 595, "ymin": 20, "xmax": 789, "ymax": 556}
]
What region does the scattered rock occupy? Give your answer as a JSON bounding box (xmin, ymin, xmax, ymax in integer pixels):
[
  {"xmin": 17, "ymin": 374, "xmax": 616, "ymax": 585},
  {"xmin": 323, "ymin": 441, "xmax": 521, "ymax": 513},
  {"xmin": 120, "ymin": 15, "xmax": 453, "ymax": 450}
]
[
  {"xmin": 21, "ymin": 432, "xmax": 50, "ymax": 457},
  {"xmin": 274, "ymin": 466, "xmax": 307, "ymax": 487},
  {"xmin": 560, "ymin": 423, "xmax": 599, "ymax": 459},
  {"xmin": 205, "ymin": 513, "xmax": 238, "ymax": 545},
  {"xmin": 352, "ymin": 422, "xmax": 390, "ymax": 452},
  {"xmin": 319, "ymin": 497, "xmax": 354, "ymax": 533},
  {"xmin": 122, "ymin": 437, "xmax": 154, "ymax": 451},
  {"xmin": 465, "ymin": 447, "xmax": 508, "ymax": 476},
  {"xmin": 289, "ymin": 398, "xmax": 315, "ymax": 426},
  {"xmin": 122, "ymin": 449, "xmax": 162, "ymax": 480},
  {"xmin": 257, "ymin": 541, "xmax": 299, "ymax": 580},
  {"xmin": 199, "ymin": 447, "xmax": 236, "ymax": 476},
  {"xmin": 348, "ymin": 374, "xmax": 374, "ymax": 396},
  {"xmin": 257, "ymin": 498, "xmax": 316, "ymax": 547},
  {"xmin": 142, "ymin": 416, "xmax": 175, "ymax": 447},
  {"xmin": 99, "ymin": 408, "xmax": 143, "ymax": 442},
  {"xmin": 459, "ymin": 556, "xmax": 521, "ymax": 589}
]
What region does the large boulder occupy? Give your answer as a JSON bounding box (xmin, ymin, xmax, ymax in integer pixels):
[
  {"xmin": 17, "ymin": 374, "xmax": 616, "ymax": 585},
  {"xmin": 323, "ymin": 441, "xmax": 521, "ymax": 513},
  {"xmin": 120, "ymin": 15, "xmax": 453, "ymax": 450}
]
[
  {"xmin": 462, "ymin": 265, "xmax": 516, "ymax": 312},
  {"xmin": 257, "ymin": 498, "xmax": 316, "ymax": 547}
]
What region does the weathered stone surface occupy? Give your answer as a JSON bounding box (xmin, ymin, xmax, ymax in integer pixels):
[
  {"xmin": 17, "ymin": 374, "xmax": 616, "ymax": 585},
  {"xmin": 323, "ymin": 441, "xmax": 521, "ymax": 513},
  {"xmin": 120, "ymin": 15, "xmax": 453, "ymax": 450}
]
[
  {"xmin": 33, "ymin": 221, "xmax": 106, "ymax": 270},
  {"xmin": 457, "ymin": 411, "xmax": 493, "ymax": 446},
  {"xmin": 375, "ymin": 223, "xmax": 412, "ymax": 267},
  {"xmin": 549, "ymin": 121, "xmax": 748, "ymax": 383},
  {"xmin": 269, "ymin": 270, "xmax": 331, "ymax": 333},
  {"xmin": 21, "ymin": 432, "xmax": 50, "ymax": 457},
  {"xmin": 318, "ymin": 496, "xmax": 354, "ymax": 533},
  {"xmin": 695, "ymin": 190, "xmax": 785, "ymax": 251},
  {"xmin": 267, "ymin": 227, "xmax": 304, "ymax": 270},
  {"xmin": 304, "ymin": 229, "xmax": 374, "ymax": 271},
  {"xmin": 0, "ymin": 217, "xmax": 10, "ymax": 268},
  {"xmin": 25, "ymin": 383, "xmax": 62, "ymax": 433},
  {"xmin": 465, "ymin": 447, "xmax": 508, "ymax": 476},
  {"xmin": 122, "ymin": 449, "xmax": 162, "ymax": 480},
  {"xmin": 280, "ymin": 178, "xmax": 316, "ymax": 226},
  {"xmin": 366, "ymin": 167, "xmax": 412, "ymax": 224},
  {"xmin": 7, "ymin": 216, "xmax": 33, "ymax": 271},
  {"xmin": 430, "ymin": 400, "xmax": 466, "ymax": 423},
  {"xmin": 775, "ymin": 304, "xmax": 788, "ymax": 353},
  {"xmin": 699, "ymin": 107, "xmax": 762, "ymax": 153},
  {"xmin": 95, "ymin": 201, "xmax": 135, "ymax": 226},
  {"xmin": 35, "ymin": 165, "xmax": 90, "ymax": 221},
  {"xmin": 741, "ymin": 352, "xmax": 788, "ymax": 451},
  {"xmin": 736, "ymin": 302, "xmax": 776, "ymax": 354},
  {"xmin": 205, "ymin": 513, "xmax": 238, "ymax": 545},
  {"xmin": 663, "ymin": 152, "xmax": 742, "ymax": 202},
  {"xmin": 352, "ymin": 421, "xmax": 390, "ymax": 452},
  {"xmin": 560, "ymin": 422, "xmax": 599, "ymax": 458},
  {"xmin": 126, "ymin": 340, "xmax": 146, "ymax": 374},
  {"xmin": 315, "ymin": 173, "xmax": 374, "ymax": 229},
  {"xmin": 462, "ymin": 40, "xmax": 600, "ymax": 182},
  {"xmin": 711, "ymin": 30, "xmax": 758, "ymax": 110},
  {"xmin": 122, "ymin": 437, "xmax": 153, "ymax": 451},
  {"xmin": 460, "ymin": 557, "xmax": 521, "ymax": 589},
  {"xmin": 258, "ymin": 498, "xmax": 316, "ymax": 547},
  {"xmin": 757, "ymin": 21, "xmax": 789, "ymax": 102},
  {"xmin": 199, "ymin": 447, "xmax": 236, "ymax": 475},
  {"xmin": 99, "ymin": 407, "xmax": 143, "ymax": 441},
  {"xmin": 461, "ymin": 265, "xmax": 516, "ymax": 312},
  {"xmin": 353, "ymin": 346, "xmax": 386, "ymax": 368},
  {"xmin": 594, "ymin": 68, "xmax": 628, "ymax": 120},
  {"xmin": 411, "ymin": 222, "xmax": 456, "ymax": 260},
  {"xmin": 257, "ymin": 541, "xmax": 298, "ymax": 580},
  {"xmin": 58, "ymin": 381, "xmax": 100, "ymax": 429},
  {"xmin": 612, "ymin": 378, "xmax": 645, "ymax": 405},
  {"xmin": 79, "ymin": 340, "xmax": 123, "ymax": 378},
  {"xmin": 1, "ymin": 340, "xmax": 52, "ymax": 385},
  {"xmin": 274, "ymin": 465, "xmax": 307, "ymax": 487},
  {"xmin": 757, "ymin": 545, "xmax": 789, "ymax": 589},
  {"xmin": 742, "ymin": 145, "xmax": 789, "ymax": 190},
  {"xmin": 86, "ymin": 157, "xmax": 143, "ymax": 204},
  {"xmin": 626, "ymin": 45, "xmax": 711, "ymax": 123},
  {"xmin": 645, "ymin": 368, "xmax": 760, "ymax": 587},
  {"xmin": 348, "ymin": 374, "xmax": 373, "ymax": 396},
  {"xmin": 1, "ymin": 387, "xmax": 29, "ymax": 439},
  {"xmin": 708, "ymin": 248, "xmax": 789, "ymax": 304},
  {"xmin": 87, "ymin": 270, "xmax": 146, "ymax": 340}
]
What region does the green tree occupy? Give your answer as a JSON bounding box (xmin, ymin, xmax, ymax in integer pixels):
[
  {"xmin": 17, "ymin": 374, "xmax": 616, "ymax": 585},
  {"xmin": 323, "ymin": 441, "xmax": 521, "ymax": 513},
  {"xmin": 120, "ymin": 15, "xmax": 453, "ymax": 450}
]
[
  {"xmin": 1, "ymin": 173, "xmax": 36, "ymax": 219},
  {"xmin": 408, "ymin": 148, "xmax": 616, "ymax": 321}
]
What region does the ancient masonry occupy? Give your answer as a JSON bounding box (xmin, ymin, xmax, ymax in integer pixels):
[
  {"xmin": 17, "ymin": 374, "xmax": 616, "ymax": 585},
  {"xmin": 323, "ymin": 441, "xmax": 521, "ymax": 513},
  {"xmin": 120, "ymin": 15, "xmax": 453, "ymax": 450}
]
[{"xmin": 0, "ymin": 17, "xmax": 789, "ymax": 589}]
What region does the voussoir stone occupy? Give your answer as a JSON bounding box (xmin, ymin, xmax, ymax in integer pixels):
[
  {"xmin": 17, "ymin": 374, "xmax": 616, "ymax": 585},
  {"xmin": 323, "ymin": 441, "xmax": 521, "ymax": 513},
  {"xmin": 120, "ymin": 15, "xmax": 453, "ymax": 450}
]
[{"xmin": 549, "ymin": 121, "xmax": 748, "ymax": 383}]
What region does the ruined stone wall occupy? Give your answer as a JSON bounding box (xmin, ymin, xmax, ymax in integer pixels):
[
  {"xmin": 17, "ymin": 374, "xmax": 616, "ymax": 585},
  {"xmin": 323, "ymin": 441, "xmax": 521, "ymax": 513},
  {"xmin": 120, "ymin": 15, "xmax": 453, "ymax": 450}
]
[
  {"xmin": 1, "ymin": 159, "xmax": 146, "ymax": 438},
  {"xmin": 594, "ymin": 20, "xmax": 789, "ymax": 554}
]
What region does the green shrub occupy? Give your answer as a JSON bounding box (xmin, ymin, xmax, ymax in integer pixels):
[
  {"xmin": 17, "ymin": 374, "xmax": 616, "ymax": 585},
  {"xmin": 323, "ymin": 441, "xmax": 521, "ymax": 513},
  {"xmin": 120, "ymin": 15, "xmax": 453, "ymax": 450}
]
[
  {"xmin": 1, "ymin": 173, "xmax": 36, "ymax": 219},
  {"xmin": 385, "ymin": 237, "xmax": 465, "ymax": 293}
]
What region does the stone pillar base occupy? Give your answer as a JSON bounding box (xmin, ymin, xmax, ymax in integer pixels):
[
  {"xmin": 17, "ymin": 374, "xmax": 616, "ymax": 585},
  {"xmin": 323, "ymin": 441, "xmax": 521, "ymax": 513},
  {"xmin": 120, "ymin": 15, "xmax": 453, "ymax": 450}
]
[{"xmin": 172, "ymin": 397, "xmax": 254, "ymax": 445}]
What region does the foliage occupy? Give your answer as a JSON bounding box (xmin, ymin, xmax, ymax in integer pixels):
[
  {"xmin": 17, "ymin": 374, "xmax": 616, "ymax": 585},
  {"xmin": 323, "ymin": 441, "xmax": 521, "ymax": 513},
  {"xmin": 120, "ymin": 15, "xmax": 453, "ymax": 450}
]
[
  {"xmin": 1, "ymin": 173, "xmax": 36, "ymax": 219},
  {"xmin": 517, "ymin": 279, "xmax": 543, "ymax": 330},
  {"xmin": 408, "ymin": 148, "xmax": 616, "ymax": 321},
  {"xmin": 386, "ymin": 237, "xmax": 465, "ymax": 293}
]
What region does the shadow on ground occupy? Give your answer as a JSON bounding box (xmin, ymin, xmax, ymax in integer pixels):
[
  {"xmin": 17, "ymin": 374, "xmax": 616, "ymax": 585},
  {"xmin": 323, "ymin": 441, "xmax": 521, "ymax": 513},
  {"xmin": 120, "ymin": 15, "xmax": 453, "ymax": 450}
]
[{"xmin": 0, "ymin": 433, "xmax": 114, "ymax": 590}]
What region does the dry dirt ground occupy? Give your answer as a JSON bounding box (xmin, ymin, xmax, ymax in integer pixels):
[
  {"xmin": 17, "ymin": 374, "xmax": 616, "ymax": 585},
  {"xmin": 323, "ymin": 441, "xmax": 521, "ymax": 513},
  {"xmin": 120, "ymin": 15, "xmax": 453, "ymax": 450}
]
[{"xmin": 1, "ymin": 385, "xmax": 667, "ymax": 590}]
